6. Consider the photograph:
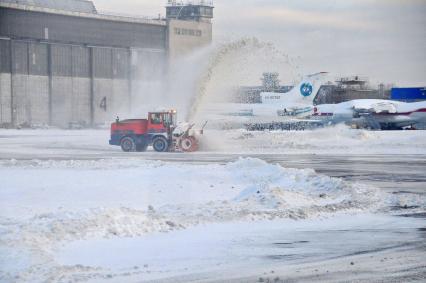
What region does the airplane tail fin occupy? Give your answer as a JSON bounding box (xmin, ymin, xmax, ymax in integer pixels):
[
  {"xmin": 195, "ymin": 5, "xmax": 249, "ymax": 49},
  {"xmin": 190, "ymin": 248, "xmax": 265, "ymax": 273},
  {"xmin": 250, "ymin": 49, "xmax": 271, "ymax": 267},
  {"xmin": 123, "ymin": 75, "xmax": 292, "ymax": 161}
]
[
  {"xmin": 260, "ymin": 72, "xmax": 328, "ymax": 106},
  {"xmin": 291, "ymin": 72, "xmax": 328, "ymax": 104}
]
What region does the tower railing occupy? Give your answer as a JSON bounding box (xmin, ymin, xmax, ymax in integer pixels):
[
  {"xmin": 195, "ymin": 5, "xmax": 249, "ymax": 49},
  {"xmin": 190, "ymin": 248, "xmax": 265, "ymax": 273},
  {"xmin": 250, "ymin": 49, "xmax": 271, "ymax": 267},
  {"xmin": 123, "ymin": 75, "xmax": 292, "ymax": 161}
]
[{"xmin": 166, "ymin": 0, "xmax": 213, "ymax": 7}]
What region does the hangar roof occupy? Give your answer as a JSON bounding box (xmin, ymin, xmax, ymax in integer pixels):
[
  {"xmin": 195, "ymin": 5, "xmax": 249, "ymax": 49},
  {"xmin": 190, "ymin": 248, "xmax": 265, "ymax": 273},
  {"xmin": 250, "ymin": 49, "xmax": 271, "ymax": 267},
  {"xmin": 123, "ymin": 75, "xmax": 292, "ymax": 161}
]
[
  {"xmin": 0, "ymin": 0, "xmax": 166, "ymax": 26},
  {"xmin": 0, "ymin": 0, "xmax": 97, "ymax": 13}
]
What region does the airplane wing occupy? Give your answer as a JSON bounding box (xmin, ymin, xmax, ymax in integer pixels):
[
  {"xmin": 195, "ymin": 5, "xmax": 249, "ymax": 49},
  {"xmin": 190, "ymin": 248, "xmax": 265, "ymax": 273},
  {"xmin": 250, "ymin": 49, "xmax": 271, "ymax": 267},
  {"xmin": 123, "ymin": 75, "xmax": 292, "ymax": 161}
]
[
  {"xmin": 351, "ymin": 100, "xmax": 426, "ymax": 115},
  {"xmin": 348, "ymin": 100, "xmax": 397, "ymax": 114},
  {"xmin": 367, "ymin": 102, "xmax": 398, "ymax": 113}
]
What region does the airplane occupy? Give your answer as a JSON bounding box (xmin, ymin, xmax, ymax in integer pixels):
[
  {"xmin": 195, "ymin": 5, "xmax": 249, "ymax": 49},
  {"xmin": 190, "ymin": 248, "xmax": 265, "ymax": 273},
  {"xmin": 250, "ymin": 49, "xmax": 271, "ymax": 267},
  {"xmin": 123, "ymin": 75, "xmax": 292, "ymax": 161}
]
[
  {"xmin": 313, "ymin": 99, "xmax": 426, "ymax": 130},
  {"xmin": 205, "ymin": 72, "xmax": 328, "ymax": 120}
]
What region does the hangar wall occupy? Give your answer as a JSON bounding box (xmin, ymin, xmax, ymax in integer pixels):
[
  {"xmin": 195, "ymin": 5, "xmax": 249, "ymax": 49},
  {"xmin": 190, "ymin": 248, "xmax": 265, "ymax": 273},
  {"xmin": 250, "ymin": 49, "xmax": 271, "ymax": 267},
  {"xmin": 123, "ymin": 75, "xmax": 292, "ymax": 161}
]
[
  {"xmin": 0, "ymin": 3, "xmax": 167, "ymax": 128},
  {"xmin": 0, "ymin": 38, "xmax": 166, "ymax": 127}
]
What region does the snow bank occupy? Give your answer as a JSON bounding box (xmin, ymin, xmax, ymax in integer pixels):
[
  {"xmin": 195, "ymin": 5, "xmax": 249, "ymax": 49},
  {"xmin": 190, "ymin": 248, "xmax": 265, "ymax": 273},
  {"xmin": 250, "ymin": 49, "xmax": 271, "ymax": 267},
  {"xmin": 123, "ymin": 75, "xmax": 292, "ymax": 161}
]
[
  {"xmin": 0, "ymin": 157, "xmax": 419, "ymax": 282},
  {"xmin": 1, "ymin": 158, "xmax": 383, "ymax": 246}
]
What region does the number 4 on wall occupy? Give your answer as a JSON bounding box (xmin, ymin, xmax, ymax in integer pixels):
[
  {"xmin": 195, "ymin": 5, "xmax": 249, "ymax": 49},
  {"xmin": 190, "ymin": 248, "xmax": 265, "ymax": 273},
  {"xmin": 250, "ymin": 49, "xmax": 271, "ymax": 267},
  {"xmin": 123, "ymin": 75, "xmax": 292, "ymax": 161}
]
[{"xmin": 100, "ymin": 97, "xmax": 107, "ymax": 112}]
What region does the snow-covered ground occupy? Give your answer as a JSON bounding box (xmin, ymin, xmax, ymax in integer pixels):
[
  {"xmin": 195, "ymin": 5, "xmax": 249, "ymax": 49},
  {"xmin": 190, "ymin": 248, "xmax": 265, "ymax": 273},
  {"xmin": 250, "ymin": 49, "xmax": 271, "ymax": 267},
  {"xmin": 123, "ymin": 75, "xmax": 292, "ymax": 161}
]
[
  {"xmin": 57, "ymin": 215, "xmax": 425, "ymax": 283},
  {"xmin": 0, "ymin": 126, "xmax": 426, "ymax": 158},
  {"xmin": 0, "ymin": 128, "xmax": 425, "ymax": 282},
  {"xmin": 203, "ymin": 126, "xmax": 426, "ymax": 155}
]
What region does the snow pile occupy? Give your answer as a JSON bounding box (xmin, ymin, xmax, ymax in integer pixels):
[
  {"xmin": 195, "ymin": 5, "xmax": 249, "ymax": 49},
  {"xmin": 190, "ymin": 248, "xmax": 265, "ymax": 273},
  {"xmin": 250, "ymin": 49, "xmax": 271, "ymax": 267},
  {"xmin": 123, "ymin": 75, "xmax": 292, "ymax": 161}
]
[
  {"xmin": 226, "ymin": 158, "xmax": 380, "ymax": 212},
  {"xmin": 0, "ymin": 158, "xmax": 383, "ymax": 246},
  {"xmin": 2, "ymin": 208, "xmax": 179, "ymax": 250}
]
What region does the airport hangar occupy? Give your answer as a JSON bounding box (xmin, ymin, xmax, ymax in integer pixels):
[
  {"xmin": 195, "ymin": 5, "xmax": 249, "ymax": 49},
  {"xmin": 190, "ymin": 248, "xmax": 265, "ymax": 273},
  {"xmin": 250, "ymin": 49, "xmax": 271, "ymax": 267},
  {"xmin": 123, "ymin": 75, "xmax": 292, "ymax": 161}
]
[{"xmin": 0, "ymin": 0, "xmax": 213, "ymax": 128}]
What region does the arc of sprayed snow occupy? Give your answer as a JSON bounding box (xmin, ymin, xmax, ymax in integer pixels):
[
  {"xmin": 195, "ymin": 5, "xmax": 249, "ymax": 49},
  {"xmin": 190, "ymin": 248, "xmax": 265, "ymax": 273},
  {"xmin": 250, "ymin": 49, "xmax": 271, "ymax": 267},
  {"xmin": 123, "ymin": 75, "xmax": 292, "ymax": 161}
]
[{"xmin": 186, "ymin": 38, "xmax": 297, "ymax": 122}]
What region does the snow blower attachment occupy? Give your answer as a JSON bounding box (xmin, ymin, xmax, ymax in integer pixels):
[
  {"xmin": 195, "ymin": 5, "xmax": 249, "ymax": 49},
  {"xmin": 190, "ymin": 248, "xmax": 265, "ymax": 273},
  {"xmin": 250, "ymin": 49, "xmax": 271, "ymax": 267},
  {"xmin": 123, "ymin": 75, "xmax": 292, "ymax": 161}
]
[{"xmin": 109, "ymin": 110, "xmax": 205, "ymax": 153}]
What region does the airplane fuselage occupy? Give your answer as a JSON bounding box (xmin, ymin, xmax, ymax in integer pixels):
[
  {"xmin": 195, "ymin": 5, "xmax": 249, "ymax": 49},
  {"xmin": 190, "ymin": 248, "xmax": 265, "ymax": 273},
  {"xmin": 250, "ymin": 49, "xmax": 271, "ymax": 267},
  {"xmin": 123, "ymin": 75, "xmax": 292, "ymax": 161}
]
[{"xmin": 314, "ymin": 99, "xmax": 426, "ymax": 129}]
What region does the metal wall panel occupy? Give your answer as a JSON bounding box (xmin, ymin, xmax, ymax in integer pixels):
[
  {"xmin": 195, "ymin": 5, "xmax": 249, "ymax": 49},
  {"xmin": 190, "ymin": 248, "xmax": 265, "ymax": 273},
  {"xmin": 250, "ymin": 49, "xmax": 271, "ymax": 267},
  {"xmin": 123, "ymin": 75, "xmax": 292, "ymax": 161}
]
[
  {"xmin": 71, "ymin": 45, "xmax": 89, "ymax": 78},
  {"xmin": 11, "ymin": 74, "xmax": 28, "ymax": 125},
  {"xmin": 12, "ymin": 41, "xmax": 28, "ymax": 74},
  {"xmin": 0, "ymin": 73, "xmax": 12, "ymax": 124},
  {"xmin": 0, "ymin": 39, "xmax": 11, "ymax": 73},
  {"xmin": 51, "ymin": 44, "xmax": 72, "ymax": 77},
  {"xmin": 0, "ymin": 8, "xmax": 167, "ymax": 50},
  {"xmin": 112, "ymin": 48, "xmax": 129, "ymax": 80},
  {"xmin": 28, "ymin": 42, "xmax": 48, "ymax": 76},
  {"xmin": 51, "ymin": 76, "xmax": 72, "ymax": 127},
  {"xmin": 93, "ymin": 47, "xmax": 112, "ymax": 79},
  {"xmin": 71, "ymin": 77, "xmax": 90, "ymax": 124},
  {"xmin": 27, "ymin": 75, "xmax": 49, "ymax": 124},
  {"xmin": 10, "ymin": 73, "xmax": 49, "ymax": 126}
]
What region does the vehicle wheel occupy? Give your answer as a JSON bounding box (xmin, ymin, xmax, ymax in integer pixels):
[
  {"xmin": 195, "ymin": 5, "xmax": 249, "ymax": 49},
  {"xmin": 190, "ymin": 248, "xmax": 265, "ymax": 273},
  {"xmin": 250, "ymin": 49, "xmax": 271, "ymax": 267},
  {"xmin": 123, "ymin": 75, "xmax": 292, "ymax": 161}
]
[
  {"xmin": 180, "ymin": 136, "xmax": 198, "ymax": 152},
  {"xmin": 136, "ymin": 143, "xmax": 148, "ymax": 152},
  {"xmin": 121, "ymin": 137, "xmax": 136, "ymax": 152},
  {"xmin": 153, "ymin": 136, "xmax": 169, "ymax": 152}
]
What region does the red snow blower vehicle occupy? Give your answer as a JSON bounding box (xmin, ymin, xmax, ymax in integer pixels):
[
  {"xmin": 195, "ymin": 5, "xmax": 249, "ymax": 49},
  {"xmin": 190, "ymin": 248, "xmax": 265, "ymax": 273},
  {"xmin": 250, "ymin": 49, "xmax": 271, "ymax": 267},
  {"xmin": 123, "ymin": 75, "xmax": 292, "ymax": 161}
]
[{"xmin": 109, "ymin": 110, "xmax": 205, "ymax": 153}]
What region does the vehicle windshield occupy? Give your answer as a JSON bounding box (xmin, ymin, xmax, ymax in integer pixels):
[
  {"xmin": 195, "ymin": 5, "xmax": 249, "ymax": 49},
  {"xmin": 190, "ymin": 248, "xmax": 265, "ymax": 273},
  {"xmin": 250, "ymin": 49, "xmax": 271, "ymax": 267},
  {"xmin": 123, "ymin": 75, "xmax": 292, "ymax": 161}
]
[
  {"xmin": 163, "ymin": 112, "xmax": 177, "ymax": 127},
  {"xmin": 162, "ymin": 113, "xmax": 174, "ymax": 126}
]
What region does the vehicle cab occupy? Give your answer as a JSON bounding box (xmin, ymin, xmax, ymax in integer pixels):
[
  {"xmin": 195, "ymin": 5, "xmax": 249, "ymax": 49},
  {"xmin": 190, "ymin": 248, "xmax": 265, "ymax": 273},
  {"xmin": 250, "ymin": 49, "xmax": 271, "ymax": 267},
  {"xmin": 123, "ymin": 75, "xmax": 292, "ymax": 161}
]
[{"xmin": 147, "ymin": 110, "xmax": 177, "ymax": 134}]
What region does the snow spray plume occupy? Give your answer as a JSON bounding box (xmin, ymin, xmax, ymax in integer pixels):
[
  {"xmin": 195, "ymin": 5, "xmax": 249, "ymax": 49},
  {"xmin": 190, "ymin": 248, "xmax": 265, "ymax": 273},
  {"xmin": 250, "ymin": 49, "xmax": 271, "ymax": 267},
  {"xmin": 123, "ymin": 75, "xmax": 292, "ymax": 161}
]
[{"xmin": 187, "ymin": 38, "xmax": 299, "ymax": 121}]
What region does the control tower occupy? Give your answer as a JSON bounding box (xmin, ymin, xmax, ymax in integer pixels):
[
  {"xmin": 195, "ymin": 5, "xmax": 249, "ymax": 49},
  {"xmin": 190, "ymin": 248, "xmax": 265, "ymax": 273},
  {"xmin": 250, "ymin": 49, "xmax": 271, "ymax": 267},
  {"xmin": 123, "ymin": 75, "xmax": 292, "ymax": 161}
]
[
  {"xmin": 166, "ymin": 0, "xmax": 214, "ymax": 22},
  {"xmin": 166, "ymin": 1, "xmax": 214, "ymax": 59}
]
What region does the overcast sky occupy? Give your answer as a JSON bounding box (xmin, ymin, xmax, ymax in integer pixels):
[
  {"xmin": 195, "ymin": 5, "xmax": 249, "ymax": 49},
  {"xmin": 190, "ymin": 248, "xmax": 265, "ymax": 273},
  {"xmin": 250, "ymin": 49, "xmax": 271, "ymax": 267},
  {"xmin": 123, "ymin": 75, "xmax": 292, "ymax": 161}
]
[{"xmin": 94, "ymin": 0, "xmax": 426, "ymax": 86}]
